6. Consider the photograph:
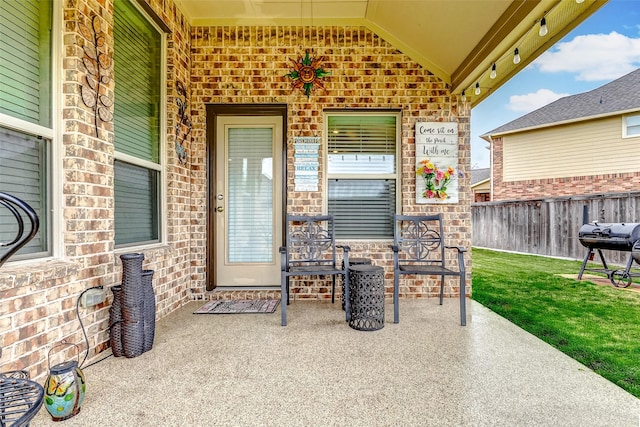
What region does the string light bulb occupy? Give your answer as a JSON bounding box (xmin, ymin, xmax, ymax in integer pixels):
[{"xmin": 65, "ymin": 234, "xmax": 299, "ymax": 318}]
[
  {"xmin": 576, "ymin": 0, "xmax": 584, "ymax": 3},
  {"xmin": 490, "ymin": 63, "xmax": 497, "ymax": 79},
  {"xmin": 474, "ymin": 83, "xmax": 481, "ymax": 95},
  {"xmin": 461, "ymin": 90, "xmax": 466, "ymax": 102},
  {"xmin": 513, "ymin": 48, "xmax": 521, "ymax": 64},
  {"xmin": 539, "ymin": 17, "xmax": 548, "ymax": 36}
]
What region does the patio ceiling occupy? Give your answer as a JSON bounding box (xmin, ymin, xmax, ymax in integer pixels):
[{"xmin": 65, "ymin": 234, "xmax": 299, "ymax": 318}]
[{"xmin": 175, "ymin": 0, "xmax": 607, "ymax": 106}]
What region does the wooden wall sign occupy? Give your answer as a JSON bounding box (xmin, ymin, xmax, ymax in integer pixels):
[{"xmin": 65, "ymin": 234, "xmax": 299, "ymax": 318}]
[{"xmin": 415, "ymin": 122, "xmax": 459, "ymax": 204}]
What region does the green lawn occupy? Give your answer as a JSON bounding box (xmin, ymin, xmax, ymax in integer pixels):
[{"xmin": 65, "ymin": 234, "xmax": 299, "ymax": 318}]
[{"xmin": 471, "ymin": 248, "xmax": 640, "ymax": 398}]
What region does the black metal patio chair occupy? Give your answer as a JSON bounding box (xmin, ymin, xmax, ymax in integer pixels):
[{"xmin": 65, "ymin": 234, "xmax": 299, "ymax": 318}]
[
  {"xmin": 0, "ymin": 370, "xmax": 44, "ymax": 427},
  {"xmin": 0, "ymin": 192, "xmax": 40, "ymax": 267},
  {"xmin": 391, "ymin": 213, "xmax": 467, "ymax": 325},
  {"xmin": 279, "ymin": 214, "xmax": 350, "ymax": 326}
]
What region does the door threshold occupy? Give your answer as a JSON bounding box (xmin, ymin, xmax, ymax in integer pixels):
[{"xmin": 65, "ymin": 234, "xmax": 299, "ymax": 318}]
[{"xmin": 212, "ymin": 286, "xmax": 280, "ymax": 291}]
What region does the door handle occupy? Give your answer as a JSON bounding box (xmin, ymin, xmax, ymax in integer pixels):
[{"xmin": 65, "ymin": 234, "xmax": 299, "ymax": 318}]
[{"xmin": 216, "ymin": 206, "xmax": 224, "ymax": 213}]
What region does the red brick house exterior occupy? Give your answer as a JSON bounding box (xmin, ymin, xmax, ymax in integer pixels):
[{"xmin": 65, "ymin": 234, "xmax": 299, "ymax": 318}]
[{"xmin": 0, "ymin": 0, "xmax": 604, "ymax": 381}]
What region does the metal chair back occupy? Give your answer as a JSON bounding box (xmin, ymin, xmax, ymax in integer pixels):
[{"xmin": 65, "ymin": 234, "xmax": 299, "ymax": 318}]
[
  {"xmin": 393, "ymin": 213, "xmax": 446, "ymax": 267},
  {"xmin": 284, "ymin": 214, "xmax": 337, "ymax": 269},
  {"xmin": 391, "ymin": 213, "xmax": 467, "ymax": 325}
]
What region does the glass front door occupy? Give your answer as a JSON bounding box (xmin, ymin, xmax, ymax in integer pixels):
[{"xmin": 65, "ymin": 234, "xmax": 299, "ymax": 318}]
[{"xmin": 214, "ymin": 116, "xmax": 282, "ymax": 286}]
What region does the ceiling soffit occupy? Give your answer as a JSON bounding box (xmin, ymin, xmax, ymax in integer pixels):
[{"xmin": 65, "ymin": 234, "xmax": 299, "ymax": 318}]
[
  {"xmin": 364, "ymin": 0, "xmax": 512, "ymax": 86},
  {"xmin": 175, "ymin": 0, "xmax": 607, "ymax": 106}
]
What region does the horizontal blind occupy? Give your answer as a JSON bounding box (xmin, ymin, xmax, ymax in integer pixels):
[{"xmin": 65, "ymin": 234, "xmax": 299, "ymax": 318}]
[
  {"xmin": 113, "ymin": 0, "xmax": 162, "ymax": 247},
  {"xmin": 0, "ymin": 126, "xmax": 47, "ymax": 257},
  {"xmin": 227, "ymin": 127, "xmax": 273, "ymax": 263},
  {"xmin": 327, "ymin": 114, "xmax": 398, "ymax": 239},
  {"xmin": 114, "ymin": 160, "xmax": 159, "ymax": 245},
  {"xmin": 328, "ymin": 179, "xmax": 395, "ymax": 239},
  {"xmin": 327, "ymin": 115, "xmax": 396, "ymax": 174},
  {"xmin": 113, "ymin": 0, "xmax": 161, "ymax": 163},
  {"xmin": 0, "ymin": 0, "xmax": 51, "ymax": 127}
]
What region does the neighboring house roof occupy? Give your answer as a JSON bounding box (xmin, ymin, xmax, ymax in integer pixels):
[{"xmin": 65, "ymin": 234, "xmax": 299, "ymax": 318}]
[
  {"xmin": 471, "ymin": 168, "xmax": 490, "ymax": 187},
  {"xmin": 481, "ymin": 67, "xmax": 640, "ymax": 139}
]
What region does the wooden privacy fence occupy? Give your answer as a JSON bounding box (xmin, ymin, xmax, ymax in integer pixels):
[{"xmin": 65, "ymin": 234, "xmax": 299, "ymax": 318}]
[{"xmin": 472, "ymin": 191, "xmax": 640, "ymax": 266}]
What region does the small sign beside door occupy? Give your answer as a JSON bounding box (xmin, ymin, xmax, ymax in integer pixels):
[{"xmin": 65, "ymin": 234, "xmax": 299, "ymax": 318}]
[{"xmin": 294, "ymin": 136, "xmax": 319, "ymax": 191}]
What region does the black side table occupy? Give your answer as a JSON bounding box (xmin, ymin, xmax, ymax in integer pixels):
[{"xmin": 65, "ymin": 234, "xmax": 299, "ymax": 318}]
[
  {"xmin": 348, "ymin": 264, "xmax": 385, "ymax": 331},
  {"xmin": 341, "ymin": 257, "xmax": 372, "ymax": 310}
]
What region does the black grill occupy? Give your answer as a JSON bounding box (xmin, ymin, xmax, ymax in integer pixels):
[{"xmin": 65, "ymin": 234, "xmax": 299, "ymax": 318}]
[
  {"xmin": 578, "ymin": 222, "xmax": 640, "ymax": 251},
  {"xmin": 578, "ymin": 222, "xmax": 640, "ymax": 288},
  {"xmin": 633, "ymin": 241, "xmax": 640, "ymax": 264}
]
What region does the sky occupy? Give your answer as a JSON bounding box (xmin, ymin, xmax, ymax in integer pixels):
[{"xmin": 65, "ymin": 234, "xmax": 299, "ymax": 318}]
[{"xmin": 470, "ymin": 0, "xmax": 640, "ymax": 169}]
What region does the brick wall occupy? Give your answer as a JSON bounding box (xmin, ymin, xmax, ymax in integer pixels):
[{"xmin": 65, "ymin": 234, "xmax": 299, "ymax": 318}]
[
  {"xmin": 0, "ymin": 0, "xmax": 192, "ymax": 381},
  {"xmin": 188, "ymin": 26, "xmax": 472, "ymax": 301},
  {"xmin": 491, "ymin": 136, "xmax": 640, "ymax": 200}
]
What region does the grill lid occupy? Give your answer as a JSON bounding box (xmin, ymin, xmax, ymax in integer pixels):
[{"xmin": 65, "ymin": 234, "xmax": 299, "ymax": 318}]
[{"xmin": 578, "ymin": 222, "xmax": 640, "ymax": 251}]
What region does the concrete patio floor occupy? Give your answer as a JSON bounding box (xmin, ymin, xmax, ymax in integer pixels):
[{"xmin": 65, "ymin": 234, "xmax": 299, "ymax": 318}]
[{"xmin": 32, "ymin": 298, "xmax": 640, "ymax": 426}]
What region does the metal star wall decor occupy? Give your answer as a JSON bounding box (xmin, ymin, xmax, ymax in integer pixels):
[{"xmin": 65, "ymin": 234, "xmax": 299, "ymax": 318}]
[{"xmin": 285, "ymin": 51, "xmax": 330, "ymax": 98}]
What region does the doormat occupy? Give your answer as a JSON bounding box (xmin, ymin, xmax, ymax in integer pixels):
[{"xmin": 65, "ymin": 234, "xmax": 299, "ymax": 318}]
[{"xmin": 194, "ymin": 299, "xmax": 280, "ymax": 314}]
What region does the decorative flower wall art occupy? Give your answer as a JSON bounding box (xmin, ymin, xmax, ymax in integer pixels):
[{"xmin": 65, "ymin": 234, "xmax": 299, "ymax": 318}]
[{"xmin": 417, "ymin": 159, "xmax": 456, "ymax": 200}]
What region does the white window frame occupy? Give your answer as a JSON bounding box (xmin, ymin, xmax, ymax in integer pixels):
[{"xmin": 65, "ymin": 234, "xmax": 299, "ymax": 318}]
[
  {"xmin": 323, "ymin": 110, "xmax": 401, "ymax": 240},
  {"xmin": 622, "ymin": 113, "xmax": 640, "ymax": 138},
  {"xmin": 113, "ymin": 0, "xmax": 167, "ymax": 250}
]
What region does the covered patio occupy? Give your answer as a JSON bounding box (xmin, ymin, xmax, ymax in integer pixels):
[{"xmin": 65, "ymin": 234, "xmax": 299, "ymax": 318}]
[
  {"xmin": 32, "ymin": 299, "xmax": 640, "ymax": 426},
  {"xmin": 5, "ymin": 2, "xmax": 632, "ymax": 425}
]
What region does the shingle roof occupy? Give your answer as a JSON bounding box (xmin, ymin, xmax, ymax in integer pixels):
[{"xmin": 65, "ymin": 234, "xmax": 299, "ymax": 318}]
[
  {"xmin": 482, "ymin": 67, "xmax": 640, "ymax": 138},
  {"xmin": 471, "ymin": 168, "xmax": 490, "ymax": 185}
]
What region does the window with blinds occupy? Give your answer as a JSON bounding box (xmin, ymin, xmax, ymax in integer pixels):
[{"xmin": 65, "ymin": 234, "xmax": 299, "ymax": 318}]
[
  {"xmin": 0, "ymin": 0, "xmax": 52, "ymax": 261},
  {"xmin": 113, "ymin": 0, "xmax": 163, "ymax": 247},
  {"xmin": 326, "ymin": 113, "xmax": 399, "ymax": 239}
]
